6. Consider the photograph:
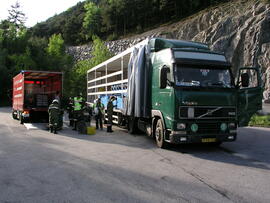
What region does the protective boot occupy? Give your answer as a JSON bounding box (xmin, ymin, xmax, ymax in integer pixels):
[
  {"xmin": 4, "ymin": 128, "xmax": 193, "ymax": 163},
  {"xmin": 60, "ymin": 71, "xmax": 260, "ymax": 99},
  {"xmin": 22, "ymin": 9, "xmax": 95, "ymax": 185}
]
[
  {"xmin": 69, "ymin": 120, "xmax": 73, "ymax": 127},
  {"xmin": 72, "ymin": 122, "xmax": 77, "ymax": 130},
  {"xmin": 107, "ymin": 126, "xmax": 113, "ymax": 133}
]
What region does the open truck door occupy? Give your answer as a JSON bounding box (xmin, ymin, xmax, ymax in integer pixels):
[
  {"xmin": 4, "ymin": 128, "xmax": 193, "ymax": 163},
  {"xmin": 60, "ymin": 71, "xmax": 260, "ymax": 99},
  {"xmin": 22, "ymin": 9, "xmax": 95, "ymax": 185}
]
[{"xmin": 237, "ymin": 67, "xmax": 263, "ymax": 126}]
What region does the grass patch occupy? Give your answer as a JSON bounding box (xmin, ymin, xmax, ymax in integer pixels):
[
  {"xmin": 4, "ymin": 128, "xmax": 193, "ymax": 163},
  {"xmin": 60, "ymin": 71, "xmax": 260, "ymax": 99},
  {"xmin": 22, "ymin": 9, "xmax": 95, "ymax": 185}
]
[{"xmin": 249, "ymin": 114, "xmax": 270, "ymax": 127}]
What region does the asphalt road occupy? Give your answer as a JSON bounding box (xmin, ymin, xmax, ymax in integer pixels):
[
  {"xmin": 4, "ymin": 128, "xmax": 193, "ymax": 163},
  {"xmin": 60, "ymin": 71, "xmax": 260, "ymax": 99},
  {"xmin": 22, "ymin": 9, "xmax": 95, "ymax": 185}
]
[{"xmin": 0, "ymin": 107, "xmax": 269, "ymax": 203}]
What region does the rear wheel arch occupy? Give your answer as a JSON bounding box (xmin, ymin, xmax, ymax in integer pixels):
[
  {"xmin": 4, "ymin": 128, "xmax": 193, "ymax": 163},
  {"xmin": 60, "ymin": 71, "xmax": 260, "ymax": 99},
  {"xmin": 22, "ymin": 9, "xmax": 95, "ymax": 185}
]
[{"xmin": 151, "ymin": 110, "xmax": 166, "ymax": 132}]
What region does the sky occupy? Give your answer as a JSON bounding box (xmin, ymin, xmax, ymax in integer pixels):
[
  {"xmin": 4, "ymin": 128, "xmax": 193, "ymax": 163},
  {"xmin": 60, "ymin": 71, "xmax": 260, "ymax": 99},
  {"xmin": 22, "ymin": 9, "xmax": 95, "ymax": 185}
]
[{"xmin": 0, "ymin": 0, "xmax": 83, "ymax": 27}]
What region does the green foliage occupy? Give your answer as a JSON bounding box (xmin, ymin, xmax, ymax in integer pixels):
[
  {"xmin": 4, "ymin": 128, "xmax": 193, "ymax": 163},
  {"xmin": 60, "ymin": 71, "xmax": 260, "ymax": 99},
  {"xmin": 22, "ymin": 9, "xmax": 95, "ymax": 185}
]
[
  {"xmin": 8, "ymin": 47, "xmax": 37, "ymax": 71},
  {"xmin": 0, "ymin": 18, "xmax": 30, "ymax": 105},
  {"xmin": 30, "ymin": 0, "xmax": 230, "ymax": 45},
  {"xmin": 249, "ymin": 114, "xmax": 270, "ymax": 127},
  {"xmin": 91, "ymin": 36, "xmax": 113, "ymax": 66},
  {"xmin": 47, "ymin": 34, "xmax": 65, "ymax": 57},
  {"xmin": 68, "ymin": 59, "xmax": 92, "ymax": 97},
  {"xmin": 29, "ymin": 2, "xmax": 86, "ymax": 45},
  {"xmin": 83, "ymin": 1, "xmax": 101, "ymax": 40},
  {"xmin": 27, "ymin": 36, "xmax": 49, "ymax": 70},
  {"xmin": 0, "ymin": 19, "xmax": 74, "ymax": 105},
  {"xmin": 68, "ymin": 36, "xmax": 112, "ymax": 97}
]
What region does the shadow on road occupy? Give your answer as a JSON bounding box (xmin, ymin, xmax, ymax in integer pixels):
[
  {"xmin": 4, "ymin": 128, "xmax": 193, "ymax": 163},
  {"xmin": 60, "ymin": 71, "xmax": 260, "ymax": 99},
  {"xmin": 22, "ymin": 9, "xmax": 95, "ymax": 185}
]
[
  {"xmin": 167, "ymin": 128, "xmax": 270, "ymax": 170},
  {"xmin": 0, "ymin": 132, "xmax": 233, "ymax": 202},
  {"xmin": 2, "ymin": 106, "xmax": 269, "ymax": 171},
  {"xmin": 53, "ymin": 125, "xmax": 270, "ymax": 171}
]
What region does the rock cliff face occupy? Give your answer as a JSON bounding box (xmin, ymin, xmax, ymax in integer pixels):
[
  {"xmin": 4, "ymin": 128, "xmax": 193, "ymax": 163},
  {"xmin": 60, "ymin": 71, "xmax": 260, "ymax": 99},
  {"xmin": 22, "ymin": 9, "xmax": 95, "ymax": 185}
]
[{"xmin": 67, "ymin": 0, "xmax": 270, "ymax": 100}]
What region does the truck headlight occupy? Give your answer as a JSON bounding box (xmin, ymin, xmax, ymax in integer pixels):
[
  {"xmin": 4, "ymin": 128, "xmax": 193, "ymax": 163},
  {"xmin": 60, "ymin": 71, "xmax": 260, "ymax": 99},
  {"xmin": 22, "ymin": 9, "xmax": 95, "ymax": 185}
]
[
  {"xmin": 229, "ymin": 123, "xmax": 236, "ymax": 129},
  {"xmin": 220, "ymin": 123, "xmax": 227, "ymax": 131},
  {"xmin": 228, "ymin": 112, "xmax": 236, "ymax": 116},
  {"xmin": 177, "ymin": 123, "xmax": 186, "ymax": 130},
  {"xmin": 191, "ymin": 123, "xmax": 198, "ymax": 132}
]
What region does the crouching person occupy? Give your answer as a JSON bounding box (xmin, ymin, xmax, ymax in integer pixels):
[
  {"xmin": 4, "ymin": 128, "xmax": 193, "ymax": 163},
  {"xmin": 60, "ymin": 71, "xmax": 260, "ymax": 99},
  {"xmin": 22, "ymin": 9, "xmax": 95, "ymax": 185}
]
[{"xmin": 48, "ymin": 99, "xmax": 60, "ymax": 134}]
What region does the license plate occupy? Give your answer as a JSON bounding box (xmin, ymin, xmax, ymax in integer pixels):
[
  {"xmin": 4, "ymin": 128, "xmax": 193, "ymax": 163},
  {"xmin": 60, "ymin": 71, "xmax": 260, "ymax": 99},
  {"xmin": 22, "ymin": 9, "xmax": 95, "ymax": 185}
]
[{"xmin": 201, "ymin": 138, "xmax": 216, "ymax": 143}]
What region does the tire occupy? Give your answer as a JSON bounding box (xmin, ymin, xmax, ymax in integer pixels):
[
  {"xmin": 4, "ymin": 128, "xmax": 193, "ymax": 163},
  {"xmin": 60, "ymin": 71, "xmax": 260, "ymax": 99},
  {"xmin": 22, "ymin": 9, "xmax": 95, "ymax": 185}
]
[
  {"xmin": 20, "ymin": 114, "xmax": 24, "ymax": 125},
  {"xmin": 154, "ymin": 119, "xmax": 169, "ymax": 149},
  {"xmin": 128, "ymin": 117, "xmax": 138, "ymax": 134},
  {"xmin": 12, "ymin": 111, "xmax": 17, "ymax": 120},
  {"xmin": 77, "ymin": 120, "xmax": 86, "ymax": 134}
]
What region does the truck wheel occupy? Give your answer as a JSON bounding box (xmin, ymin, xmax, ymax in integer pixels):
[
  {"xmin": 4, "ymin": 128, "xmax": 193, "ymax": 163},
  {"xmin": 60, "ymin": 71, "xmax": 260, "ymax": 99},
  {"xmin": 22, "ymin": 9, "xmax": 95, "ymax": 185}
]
[
  {"xmin": 128, "ymin": 117, "xmax": 138, "ymax": 134},
  {"xmin": 19, "ymin": 114, "xmax": 24, "ymax": 125},
  {"xmin": 12, "ymin": 111, "xmax": 17, "ymax": 120},
  {"xmin": 155, "ymin": 119, "xmax": 169, "ymax": 149}
]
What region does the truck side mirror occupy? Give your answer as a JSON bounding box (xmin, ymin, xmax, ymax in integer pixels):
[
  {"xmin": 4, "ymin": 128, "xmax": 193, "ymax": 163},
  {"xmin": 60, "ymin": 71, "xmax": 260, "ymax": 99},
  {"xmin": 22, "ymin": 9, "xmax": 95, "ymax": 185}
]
[
  {"xmin": 240, "ymin": 73, "xmax": 249, "ymax": 88},
  {"xmin": 160, "ymin": 66, "xmax": 170, "ymax": 89}
]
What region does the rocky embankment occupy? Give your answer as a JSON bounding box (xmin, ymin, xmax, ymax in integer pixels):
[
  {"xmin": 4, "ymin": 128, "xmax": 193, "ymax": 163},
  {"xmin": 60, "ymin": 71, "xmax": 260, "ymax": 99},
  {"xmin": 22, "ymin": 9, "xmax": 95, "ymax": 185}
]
[{"xmin": 67, "ymin": 0, "xmax": 270, "ymax": 101}]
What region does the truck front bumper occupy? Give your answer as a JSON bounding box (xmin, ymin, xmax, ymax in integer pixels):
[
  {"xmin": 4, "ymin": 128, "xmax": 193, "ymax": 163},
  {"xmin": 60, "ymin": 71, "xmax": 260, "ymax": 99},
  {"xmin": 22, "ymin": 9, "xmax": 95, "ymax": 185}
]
[{"xmin": 167, "ymin": 131, "xmax": 237, "ymax": 144}]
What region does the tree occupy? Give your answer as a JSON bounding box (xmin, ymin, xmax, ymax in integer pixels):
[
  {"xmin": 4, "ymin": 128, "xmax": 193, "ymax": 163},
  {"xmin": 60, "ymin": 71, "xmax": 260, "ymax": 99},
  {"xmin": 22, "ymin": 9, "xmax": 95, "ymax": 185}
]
[
  {"xmin": 47, "ymin": 34, "xmax": 65, "ymax": 58},
  {"xmin": 8, "ymin": 1, "xmax": 26, "ymax": 29},
  {"xmin": 91, "ymin": 36, "xmax": 112, "ymax": 66},
  {"xmin": 68, "ymin": 36, "xmax": 112, "ymax": 97},
  {"xmin": 46, "ymin": 33, "xmax": 73, "ymax": 77},
  {"xmin": 0, "ymin": 18, "xmax": 29, "ymax": 106},
  {"xmin": 0, "ymin": 29, "xmax": 8, "ymax": 106},
  {"xmin": 27, "ymin": 36, "xmax": 49, "ymax": 70},
  {"xmin": 83, "ymin": 1, "xmax": 101, "ymax": 40},
  {"xmin": 8, "ymin": 47, "xmax": 36, "ymax": 71}
]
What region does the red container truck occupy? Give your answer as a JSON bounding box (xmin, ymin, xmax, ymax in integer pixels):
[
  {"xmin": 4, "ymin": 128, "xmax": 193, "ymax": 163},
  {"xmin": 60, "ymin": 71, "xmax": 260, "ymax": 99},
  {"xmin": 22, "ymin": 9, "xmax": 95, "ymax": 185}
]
[{"xmin": 12, "ymin": 70, "xmax": 63, "ymax": 124}]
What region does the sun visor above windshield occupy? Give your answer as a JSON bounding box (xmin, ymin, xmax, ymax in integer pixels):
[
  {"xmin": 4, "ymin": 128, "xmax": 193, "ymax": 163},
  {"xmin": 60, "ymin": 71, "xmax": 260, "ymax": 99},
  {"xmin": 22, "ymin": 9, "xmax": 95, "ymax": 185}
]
[
  {"xmin": 150, "ymin": 38, "xmax": 209, "ymax": 52},
  {"xmin": 174, "ymin": 51, "xmax": 231, "ymax": 67},
  {"xmin": 174, "ymin": 51, "xmax": 227, "ymax": 62}
]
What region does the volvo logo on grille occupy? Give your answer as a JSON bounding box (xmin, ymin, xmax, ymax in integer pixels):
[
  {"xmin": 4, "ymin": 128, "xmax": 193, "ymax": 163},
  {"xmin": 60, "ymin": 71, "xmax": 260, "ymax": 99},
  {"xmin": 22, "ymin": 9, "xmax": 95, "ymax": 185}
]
[
  {"xmin": 182, "ymin": 101, "xmax": 198, "ymax": 105},
  {"xmin": 198, "ymin": 107, "xmax": 222, "ymax": 118},
  {"xmin": 207, "ymin": 110, "xmax": 213, "ymax": 115}
]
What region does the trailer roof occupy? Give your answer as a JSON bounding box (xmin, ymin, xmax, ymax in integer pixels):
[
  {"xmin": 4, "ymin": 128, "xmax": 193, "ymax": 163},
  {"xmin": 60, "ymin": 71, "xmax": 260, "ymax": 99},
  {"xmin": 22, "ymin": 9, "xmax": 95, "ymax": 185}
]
[
  {"xmin": 87, "ymin": 39, "xmax": 148, "ymax": 73},
  {"xmin": 21, "ymin": 70, "xmax": 62, "ymax": 80},
  {"xmin": 87, "ymin": 38, "xmax": 211, "ymax": 74}
]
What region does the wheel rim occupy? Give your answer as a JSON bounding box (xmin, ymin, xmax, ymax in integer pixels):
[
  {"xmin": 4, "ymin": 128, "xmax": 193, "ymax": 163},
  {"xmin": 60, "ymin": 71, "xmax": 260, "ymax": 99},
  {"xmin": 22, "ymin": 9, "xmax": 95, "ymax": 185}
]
[{"xmin": 155, "ymin": 126, "xmax": 162, "ymax": 142}]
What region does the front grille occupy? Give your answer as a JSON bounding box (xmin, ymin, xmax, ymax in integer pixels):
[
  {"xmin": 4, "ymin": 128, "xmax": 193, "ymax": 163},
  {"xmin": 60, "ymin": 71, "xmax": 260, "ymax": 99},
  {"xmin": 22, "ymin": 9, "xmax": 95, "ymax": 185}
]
[
  {"xmin": 179, "ymin": 106, "xmax": 236, "ymax": 119},
  {"xmin": 196, "ymin": 123, "xmax": 220, "ymax": 134}
]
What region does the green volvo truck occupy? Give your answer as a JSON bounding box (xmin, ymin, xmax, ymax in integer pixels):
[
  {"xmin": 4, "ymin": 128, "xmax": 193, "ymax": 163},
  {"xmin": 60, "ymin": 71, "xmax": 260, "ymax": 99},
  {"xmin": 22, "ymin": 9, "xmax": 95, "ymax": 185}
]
[{"xmin": 87, "ymin": 38, "xmax": 262, "ymax": 148}]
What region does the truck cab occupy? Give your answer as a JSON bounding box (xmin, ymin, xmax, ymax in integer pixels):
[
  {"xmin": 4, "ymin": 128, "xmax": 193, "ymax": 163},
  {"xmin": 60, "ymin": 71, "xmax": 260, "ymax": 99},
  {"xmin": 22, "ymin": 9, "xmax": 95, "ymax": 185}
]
[{"xmin": 150, "ymin": 38, "xmax": 262, "ymax": 147}]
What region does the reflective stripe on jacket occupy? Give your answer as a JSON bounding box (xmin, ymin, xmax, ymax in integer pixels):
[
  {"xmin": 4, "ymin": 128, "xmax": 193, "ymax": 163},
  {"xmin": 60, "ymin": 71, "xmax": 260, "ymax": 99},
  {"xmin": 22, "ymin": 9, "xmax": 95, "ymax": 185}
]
[{"xmin": 74, "ymin": 97, "xmax": 83, "ymax": 111}]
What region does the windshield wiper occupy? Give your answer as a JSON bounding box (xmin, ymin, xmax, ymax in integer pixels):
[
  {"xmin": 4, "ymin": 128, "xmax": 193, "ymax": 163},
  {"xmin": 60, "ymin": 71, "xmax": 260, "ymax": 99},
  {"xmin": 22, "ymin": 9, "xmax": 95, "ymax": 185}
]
[
  {"xmin": 210, "ymin": 81, "xmax": 225, "ymax": 86},
  {"xmin": 203, "ymin": 81, "xmax": 233, "ymax": 88},
  {"xmin": 176, "ymin": 80, "xmax": 200, "ymax": 87}
]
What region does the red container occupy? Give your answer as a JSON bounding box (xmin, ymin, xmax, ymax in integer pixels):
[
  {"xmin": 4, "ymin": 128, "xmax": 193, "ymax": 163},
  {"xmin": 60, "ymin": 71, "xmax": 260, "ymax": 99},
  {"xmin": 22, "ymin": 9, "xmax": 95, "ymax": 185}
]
[{"xmin": 12, "ymin": 70, "xmax": 63, "ymax": 124}]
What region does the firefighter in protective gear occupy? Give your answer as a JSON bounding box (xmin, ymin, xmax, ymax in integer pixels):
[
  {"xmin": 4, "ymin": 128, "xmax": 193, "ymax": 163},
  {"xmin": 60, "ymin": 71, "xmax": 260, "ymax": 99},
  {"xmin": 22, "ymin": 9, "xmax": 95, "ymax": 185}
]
[
  {"xmin": 67, "ymin": 97, "xmax": 74, "ymax": 126},
  {"xmin": 93, "ymin": 98, "xmax": 104, "ymax": 130},
  {"xmin": 107, "ymin": 96, "xmax": 116, "ymax": 133},
  {"xmin": 73, "ymin": 93, "xmax": 84, "ymax": 130},
  {"xmin": 48, "ymin": 99, "xmax": 60, "ymax": 134}
]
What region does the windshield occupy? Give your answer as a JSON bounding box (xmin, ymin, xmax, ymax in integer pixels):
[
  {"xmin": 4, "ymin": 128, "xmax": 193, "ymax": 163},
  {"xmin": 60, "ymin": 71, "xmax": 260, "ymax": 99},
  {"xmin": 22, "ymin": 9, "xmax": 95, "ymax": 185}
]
[{"xmin": 174, "ymin": 66, "xmax": 234, "ymax": 88}]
